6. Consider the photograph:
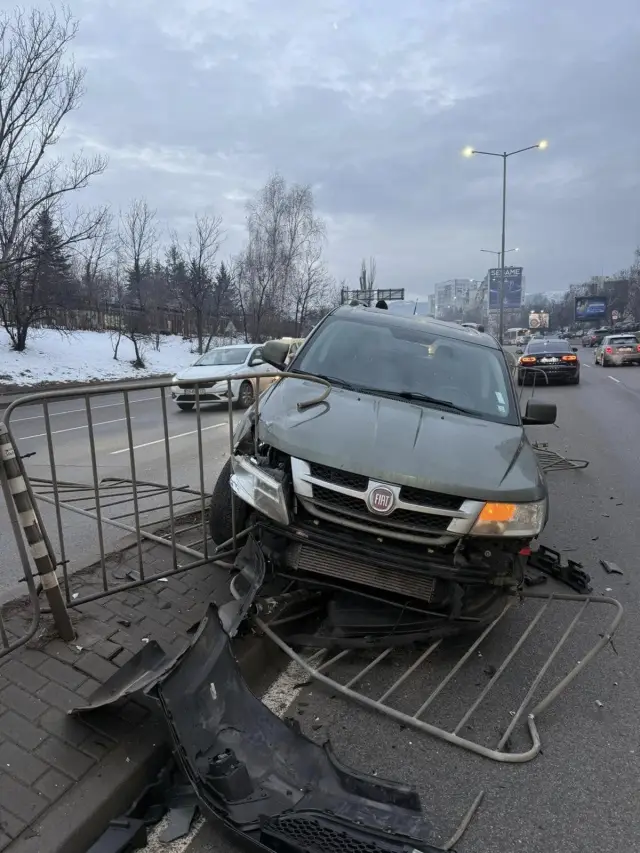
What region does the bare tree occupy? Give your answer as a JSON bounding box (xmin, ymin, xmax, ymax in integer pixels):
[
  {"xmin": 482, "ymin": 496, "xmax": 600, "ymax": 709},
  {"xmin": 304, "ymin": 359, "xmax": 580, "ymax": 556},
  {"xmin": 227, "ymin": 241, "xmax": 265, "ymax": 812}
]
[
  {"xmin": 204, "ymin": 260, "xmax": 235, "ymax": 351},
  {"xmin": 170, "ymin": 213, "xmax": 223, "ymax": 354},
  {"xmin": 0, "ymin": 6, "xmax": 108, "ymax": 348},
  {"xmin": 74, "ymin": 210, "xmax": 115, "ymax": 314},
  {"xmin": 291, "ymin": 240, "xmax": 333, "ymax": 334},
  {"xmin": 238, "ymin": 174, "xmax": 323, "ymax": 341},
  {"xmin": 117, "ymin": 199, "xmax": 159, "ymax": 367}
]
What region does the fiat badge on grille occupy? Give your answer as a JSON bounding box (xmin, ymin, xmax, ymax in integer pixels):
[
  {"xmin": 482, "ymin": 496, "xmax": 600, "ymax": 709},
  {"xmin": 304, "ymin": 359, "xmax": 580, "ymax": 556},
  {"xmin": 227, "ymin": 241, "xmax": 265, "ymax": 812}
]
[{"xmin": 367, "ymin": 485, "xmax": 395, "ymax": 515}]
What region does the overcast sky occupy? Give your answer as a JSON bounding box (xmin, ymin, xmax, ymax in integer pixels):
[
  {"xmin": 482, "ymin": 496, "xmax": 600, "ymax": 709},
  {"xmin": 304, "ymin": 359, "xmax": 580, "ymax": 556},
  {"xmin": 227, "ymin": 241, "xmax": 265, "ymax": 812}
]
[{"xmin": 39, "ymin": 0, "xmax": 640, "ymax": 297}]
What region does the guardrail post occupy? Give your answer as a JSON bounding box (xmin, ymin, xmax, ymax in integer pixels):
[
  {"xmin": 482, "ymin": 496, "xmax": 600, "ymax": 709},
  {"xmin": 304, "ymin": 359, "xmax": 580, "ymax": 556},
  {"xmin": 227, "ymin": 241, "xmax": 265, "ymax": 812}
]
[{"xmin": 0, "ymin": 423, "xmax": 74, "ymax": 642}]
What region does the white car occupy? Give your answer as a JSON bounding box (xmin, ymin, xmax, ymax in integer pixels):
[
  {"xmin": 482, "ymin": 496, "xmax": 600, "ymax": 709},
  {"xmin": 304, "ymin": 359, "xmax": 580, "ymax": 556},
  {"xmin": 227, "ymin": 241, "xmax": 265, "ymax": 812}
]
[{"xmin": 171, "ymin": 344, "xmax": 279, "ymax": 411}]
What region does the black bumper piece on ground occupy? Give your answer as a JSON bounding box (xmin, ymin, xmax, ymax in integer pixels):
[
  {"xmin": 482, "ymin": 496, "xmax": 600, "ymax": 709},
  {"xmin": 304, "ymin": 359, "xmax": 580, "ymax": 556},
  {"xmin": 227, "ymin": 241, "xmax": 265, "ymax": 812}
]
[{"xmin": 156, "ymin": 605, "xmax": 446, "ymax": 853}]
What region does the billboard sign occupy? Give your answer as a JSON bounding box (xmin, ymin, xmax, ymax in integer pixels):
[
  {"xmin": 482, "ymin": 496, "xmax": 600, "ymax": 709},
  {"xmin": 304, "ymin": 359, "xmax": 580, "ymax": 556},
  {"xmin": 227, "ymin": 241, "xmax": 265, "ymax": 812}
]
[
  {"xmin": 341, "ymin": 288, "xmax": 405, "ymax": 305},
  {"xmin": 488, "ymin": 267, "xmax": 523, "ymax": 310},
  {"xmin": 574, "ymin": 295, "xmax": 607, "ymax": 321},
  {"xmin": 529, "ymin": 312, "xmax": 549, "ymax": 330}
]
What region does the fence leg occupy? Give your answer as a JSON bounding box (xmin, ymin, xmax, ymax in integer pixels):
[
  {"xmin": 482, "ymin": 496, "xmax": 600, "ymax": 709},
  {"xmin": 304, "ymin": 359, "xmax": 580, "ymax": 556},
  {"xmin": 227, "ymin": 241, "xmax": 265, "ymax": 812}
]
[{"xmin": 0, "ymin": 424, "xmax": 74, "ymax": 642}]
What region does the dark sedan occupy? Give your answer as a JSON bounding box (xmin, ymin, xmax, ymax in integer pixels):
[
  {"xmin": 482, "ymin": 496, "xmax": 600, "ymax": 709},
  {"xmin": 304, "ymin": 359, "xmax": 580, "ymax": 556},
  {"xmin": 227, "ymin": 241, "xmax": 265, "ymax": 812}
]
[{"xmin": 516, "ymin": 339, "xmax": 580, "ymax": 385}]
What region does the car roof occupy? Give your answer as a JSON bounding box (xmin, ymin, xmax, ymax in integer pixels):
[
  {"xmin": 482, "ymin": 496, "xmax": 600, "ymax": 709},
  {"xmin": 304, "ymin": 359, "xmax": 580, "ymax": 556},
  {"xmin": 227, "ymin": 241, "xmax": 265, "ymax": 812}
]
[
  {"xmin": 331, "ymin": 304, "xmax": 501, "ymax": 349},
  {"xmin": 210, "ymin": 343, "xmax": 253, "ymax": 349}
]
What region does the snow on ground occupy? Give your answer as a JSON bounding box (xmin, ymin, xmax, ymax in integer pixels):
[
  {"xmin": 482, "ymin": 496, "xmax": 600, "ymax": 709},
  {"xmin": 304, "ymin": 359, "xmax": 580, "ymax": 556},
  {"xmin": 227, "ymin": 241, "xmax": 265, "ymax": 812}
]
[{"xmin": 0, "ymin": 329, "xmax": 223, "ymax": 387}]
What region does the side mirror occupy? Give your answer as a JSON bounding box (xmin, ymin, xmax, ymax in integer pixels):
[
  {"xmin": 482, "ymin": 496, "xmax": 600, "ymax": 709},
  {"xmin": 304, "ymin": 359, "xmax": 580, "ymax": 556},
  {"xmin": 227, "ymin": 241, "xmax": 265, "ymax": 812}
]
[
  {"xmin": 572, "ymin": 347, "xmax": 578, "ymax": 352},
  {"xmin": 477, "ymin": 325, "xmax": 485, "ymax": 333},
  {"xmin": 522, "ymin": 399, "xmax": 557, "ymax": 426},
  {"xmin": 515, "ymin": 348, "xmax": 524, "ymax": 355},
  {"xmin": 261, "ymin": 340, "xmax": 289, "ymax": 370}
]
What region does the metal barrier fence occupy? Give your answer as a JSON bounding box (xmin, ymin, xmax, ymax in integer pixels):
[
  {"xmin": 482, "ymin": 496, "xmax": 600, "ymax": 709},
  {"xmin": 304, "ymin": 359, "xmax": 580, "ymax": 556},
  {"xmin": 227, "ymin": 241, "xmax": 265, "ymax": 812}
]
[{"xmin": 0, "ymin": 371, "xmax": 331, "ymax": 658}]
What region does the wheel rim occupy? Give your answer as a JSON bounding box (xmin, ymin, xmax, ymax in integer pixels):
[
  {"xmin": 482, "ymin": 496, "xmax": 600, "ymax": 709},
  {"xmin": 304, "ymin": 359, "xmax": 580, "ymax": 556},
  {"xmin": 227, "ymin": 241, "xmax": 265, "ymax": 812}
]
[{"xmin": 240, "ymin": 382, "xmax": 254, "ymax": 407}]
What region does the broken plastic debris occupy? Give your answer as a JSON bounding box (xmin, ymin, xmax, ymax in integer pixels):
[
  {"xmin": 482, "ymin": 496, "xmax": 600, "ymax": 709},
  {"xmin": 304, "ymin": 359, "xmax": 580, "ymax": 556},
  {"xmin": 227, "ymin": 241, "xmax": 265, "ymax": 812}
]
[
  {"xmin": 71, "ymin": 593, "xmax": 79, "ymax": 600},
  {"xmin": 595, "ymin": 700, "xmax": 604, "ymax": 708}
]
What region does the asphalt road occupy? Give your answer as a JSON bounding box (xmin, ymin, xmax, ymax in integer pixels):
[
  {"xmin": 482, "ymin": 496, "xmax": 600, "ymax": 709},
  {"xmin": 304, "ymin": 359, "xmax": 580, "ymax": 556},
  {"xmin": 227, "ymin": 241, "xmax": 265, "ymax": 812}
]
[
  {"xmin": 164, "ymin": 351, "xmax": 640, "ymax": 853},
  {"xmin": 0, "ymin": 388, "xmax": 235, "ymax": 590}
]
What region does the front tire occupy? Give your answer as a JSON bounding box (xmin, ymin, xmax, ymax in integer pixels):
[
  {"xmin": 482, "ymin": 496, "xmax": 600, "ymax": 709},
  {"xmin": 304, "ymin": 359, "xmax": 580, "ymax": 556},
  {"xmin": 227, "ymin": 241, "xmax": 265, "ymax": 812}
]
[
  {"xmin": 234, "ymin": 380, "xmax": 255, "ymax": 410},
  {"xmin": 209, "ymin": 458, "xmax": 249, "ymax": 546}
]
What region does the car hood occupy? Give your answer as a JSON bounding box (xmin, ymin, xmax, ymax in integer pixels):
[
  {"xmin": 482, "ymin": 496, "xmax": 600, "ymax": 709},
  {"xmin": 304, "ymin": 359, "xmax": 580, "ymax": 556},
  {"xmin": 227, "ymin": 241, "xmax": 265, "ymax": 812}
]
[
  {"xmin": 174, "ymin": 363, "xmax": 247, "ymax": 382},
  {"xmin": 257, "ymin": 379, "xmax": 546, "ymax": 502}
]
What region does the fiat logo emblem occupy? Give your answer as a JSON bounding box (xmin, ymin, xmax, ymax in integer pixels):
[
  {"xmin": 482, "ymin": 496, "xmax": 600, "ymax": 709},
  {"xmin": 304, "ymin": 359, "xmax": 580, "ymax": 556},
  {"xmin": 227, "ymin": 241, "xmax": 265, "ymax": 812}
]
[{"xmin": 367, "ymin": 485, "xmax": 395, "ymax": 515}]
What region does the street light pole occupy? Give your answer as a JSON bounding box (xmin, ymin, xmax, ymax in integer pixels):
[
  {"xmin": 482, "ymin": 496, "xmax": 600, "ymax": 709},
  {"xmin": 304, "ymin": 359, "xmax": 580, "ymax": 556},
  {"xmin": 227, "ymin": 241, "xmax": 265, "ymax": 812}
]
[
  {"xmin": 463, "ymin": 141, "xmax": 547, "ymax": 344},
  {"xmin": 500, "ymin": 152, "xmax": 507, "ymax": 348}
]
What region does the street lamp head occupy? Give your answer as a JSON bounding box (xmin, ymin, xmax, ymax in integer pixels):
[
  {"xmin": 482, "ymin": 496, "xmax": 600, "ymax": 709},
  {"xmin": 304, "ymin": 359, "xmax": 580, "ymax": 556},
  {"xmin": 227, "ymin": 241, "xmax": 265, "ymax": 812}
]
[
  {"xmin": 462, "ymin": 146, "xmax": 475, "ymax": 158},
  {"xmin": 537, "ymin": 139, "xmax": 549, "ymax": 150}
]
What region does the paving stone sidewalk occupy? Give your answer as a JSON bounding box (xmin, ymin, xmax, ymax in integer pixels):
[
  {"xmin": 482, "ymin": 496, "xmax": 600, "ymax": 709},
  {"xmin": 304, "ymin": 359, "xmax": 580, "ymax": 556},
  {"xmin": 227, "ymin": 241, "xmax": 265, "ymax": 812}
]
[{"xmin": 0, "ymin": 535, "xmax": 242, "ymax": 853}]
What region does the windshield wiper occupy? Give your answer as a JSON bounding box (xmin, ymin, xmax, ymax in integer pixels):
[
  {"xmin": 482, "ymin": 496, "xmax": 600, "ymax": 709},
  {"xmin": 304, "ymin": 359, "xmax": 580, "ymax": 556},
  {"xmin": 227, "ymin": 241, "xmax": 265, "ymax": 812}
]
[
  {"xmin": 287, "ymin": 368, "xmax": 359, "ymax": 391},
  {"xmin": 374, "ymin": 389, "xmax": 478, "ymax": 415}
]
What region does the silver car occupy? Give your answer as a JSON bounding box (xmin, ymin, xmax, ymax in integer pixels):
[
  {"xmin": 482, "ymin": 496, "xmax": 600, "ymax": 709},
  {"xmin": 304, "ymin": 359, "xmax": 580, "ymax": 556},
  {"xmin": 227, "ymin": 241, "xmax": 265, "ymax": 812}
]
[{"xmin": 594, "ymin": 334, "xmax": 640, "ymax": 367}]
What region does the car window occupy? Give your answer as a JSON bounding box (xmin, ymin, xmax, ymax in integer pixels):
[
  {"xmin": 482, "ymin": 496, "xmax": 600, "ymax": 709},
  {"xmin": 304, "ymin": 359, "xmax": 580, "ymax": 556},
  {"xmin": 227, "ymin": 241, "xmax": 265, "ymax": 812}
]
[
  {"xmin": 608, "ymin": 337, "xmax": 637, "ymax": 346},
  {"xmin": 526, "ymin": 340, "xmax": 571, "ymax": 354},
  {"xmin": 252, "ymin": 347, "xmax": 263, "ymax": 361},
  {"xmin": 293, "ymin": 315, "xmax": 517, "ymax": 424},
  {"xmin": 194, "ymin": 346, "xmax": 252, "ymax": 366}
]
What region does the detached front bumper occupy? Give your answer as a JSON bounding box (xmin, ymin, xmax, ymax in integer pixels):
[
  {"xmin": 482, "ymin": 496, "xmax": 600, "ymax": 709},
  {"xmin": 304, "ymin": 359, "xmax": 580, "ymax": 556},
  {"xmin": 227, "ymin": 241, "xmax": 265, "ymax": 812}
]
[
  {"xmin": 72, "ymin": 537, "xmax": 447, "ymax": 853},
  {"xmin": 157, "ymin": 605, "xmax": 445, "ymax": 853}
]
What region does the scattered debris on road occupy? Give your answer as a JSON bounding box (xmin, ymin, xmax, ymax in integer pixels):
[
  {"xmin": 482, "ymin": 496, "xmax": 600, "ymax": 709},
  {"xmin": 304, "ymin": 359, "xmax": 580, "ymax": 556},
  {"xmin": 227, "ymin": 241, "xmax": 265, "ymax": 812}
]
[{"xmin": 600, "ymin": 559, "xmax": 624, "ymax": 575}]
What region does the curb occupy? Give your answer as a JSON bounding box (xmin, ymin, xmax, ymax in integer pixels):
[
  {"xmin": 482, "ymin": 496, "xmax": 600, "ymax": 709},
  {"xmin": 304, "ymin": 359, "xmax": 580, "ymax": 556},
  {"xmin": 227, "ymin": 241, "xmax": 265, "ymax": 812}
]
[
  {"xmin": 0, "ymin": 374, "xmax": 173, "ymax": 409},
  {"xmin": 8, "ymin": 630, "xmax": 282, "ymax": 853}
]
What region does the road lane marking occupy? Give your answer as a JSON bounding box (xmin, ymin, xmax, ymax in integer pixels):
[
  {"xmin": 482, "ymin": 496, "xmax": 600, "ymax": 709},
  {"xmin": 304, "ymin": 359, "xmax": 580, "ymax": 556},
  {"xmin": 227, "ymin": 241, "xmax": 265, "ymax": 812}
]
[
  {"xmin": 110, "ymin": 423, "xmax": 225, "ymax": 455},
  {"xmin": 19, "ymin": 418, "xmax": 130, "ymax": 440},
  {"xmin": 12, "ymin": 395, "xmax": 160, "ymax": 423},
  {"xmin": 608, "ymin": 375, "xmax": 621, "ymax": 383}
]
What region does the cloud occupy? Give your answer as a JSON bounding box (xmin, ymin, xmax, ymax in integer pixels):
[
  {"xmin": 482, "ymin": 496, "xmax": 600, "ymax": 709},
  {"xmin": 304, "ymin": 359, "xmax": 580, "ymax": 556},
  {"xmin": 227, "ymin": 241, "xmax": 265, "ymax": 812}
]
[{"xmin": 49, "ymin": 0, "xmax": 640, "ymax": 293}]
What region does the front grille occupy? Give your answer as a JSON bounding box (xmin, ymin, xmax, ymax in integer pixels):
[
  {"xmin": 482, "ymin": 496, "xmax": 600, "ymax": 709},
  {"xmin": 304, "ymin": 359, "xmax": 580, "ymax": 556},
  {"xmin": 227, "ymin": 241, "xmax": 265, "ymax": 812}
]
[
  {"xmin": 309, "ymin": 461, "xmax": 463, "ymax": 510},
  {"xmin": 311, "ymin": 485, "xmax": 451, "ymax": 533},
  {"xmin": 262, "ymin": 814, "xmax": 411, "ymax": 853},
  {"xmin": 178, "ymin": 382, "xmax": 215, "ymax": 390},
  {"xmin": 288, "ymin": 543, "xmax": 436, "ymax": 602},
  {"xmin": 308, "ymin": 461, "xmax": 368, "ymax": 491},
  {"xmin": 399, "ymin": 484, "xmax": 463, "ymax": 511}
]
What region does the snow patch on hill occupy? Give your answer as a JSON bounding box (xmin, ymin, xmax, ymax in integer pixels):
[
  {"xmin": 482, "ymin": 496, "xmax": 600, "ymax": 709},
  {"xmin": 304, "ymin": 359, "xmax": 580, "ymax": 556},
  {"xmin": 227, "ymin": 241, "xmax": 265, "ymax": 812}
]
[{"xmin": 0, "ymin": 329, "xmax": 221, "ymax": 387}]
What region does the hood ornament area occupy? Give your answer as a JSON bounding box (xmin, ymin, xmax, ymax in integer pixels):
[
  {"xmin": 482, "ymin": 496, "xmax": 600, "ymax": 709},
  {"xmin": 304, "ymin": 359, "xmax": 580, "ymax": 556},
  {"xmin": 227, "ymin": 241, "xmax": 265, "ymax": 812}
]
[{"xmin": 367, "ymin": 484, "xmax": 396, "ymax": 515}]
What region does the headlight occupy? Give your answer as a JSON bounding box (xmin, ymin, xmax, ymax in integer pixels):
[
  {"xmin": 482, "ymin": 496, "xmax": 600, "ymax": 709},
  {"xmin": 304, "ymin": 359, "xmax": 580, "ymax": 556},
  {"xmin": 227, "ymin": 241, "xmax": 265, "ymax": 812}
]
[
  {"xmin": 469, "ymin": 499, "xmax": 546, "ymax": 537},
  {"xmin": 230, "ymin": 455, "xmax": 290, "ymax": 526}
]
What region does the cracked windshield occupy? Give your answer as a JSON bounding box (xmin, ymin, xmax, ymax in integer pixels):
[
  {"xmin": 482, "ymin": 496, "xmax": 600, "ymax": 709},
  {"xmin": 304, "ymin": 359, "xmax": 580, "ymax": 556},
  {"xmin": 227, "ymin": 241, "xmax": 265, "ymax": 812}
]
[{"xmin": 0, "ymin": 2, "xmax": 637, "ymax": 853}]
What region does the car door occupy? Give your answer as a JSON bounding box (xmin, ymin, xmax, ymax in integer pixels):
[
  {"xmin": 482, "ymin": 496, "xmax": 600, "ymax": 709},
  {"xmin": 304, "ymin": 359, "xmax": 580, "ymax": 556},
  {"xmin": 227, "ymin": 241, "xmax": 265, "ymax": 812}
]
[{"xmin": 246, "ymin": 346, "xmax": 278, "ymax": 391}]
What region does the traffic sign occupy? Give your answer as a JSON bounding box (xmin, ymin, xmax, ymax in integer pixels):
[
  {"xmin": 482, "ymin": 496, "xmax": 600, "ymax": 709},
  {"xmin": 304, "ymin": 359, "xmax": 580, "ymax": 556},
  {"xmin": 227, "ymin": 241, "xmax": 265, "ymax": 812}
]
[{"xmin": 612, "ymin": 310, "xmax": 619, "ymax": 320}]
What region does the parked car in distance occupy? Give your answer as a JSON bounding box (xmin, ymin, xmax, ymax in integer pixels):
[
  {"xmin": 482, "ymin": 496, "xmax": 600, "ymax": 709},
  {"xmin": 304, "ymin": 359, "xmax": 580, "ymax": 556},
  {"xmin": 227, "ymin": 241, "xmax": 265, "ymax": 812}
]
[
  {"xmin": 516, "ymin": 338, "xmax": 580, "ymax": 385},
  {"xmin": 582, "ymin": 327, "xmax": 612, "ymax": 348},
  {"xmin": 594, "ymin": 334, "xmax": 640, "ymax": 367},
  {"xmin": 171, "ymin": 344, "xmax": 279, "ymax": 411}
]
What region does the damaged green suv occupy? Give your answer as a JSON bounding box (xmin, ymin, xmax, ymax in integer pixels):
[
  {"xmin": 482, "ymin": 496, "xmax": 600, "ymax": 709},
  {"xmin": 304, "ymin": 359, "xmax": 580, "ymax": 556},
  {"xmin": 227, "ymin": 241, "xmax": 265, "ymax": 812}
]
[{"xmin": 209, "ymin": 305, "xmax": 557, "ymax": 645}]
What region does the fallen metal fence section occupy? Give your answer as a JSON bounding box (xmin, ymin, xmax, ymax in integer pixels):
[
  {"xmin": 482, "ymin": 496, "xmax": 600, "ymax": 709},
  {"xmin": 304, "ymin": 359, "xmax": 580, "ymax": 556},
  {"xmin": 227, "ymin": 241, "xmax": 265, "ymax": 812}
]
[
  {"xmin": 256, "ymin": 590, "xmax": 623, "ymax": 764},
  {"xmin": 532, "ymin": 442, "xmax": 590, "ymax": 472}
]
